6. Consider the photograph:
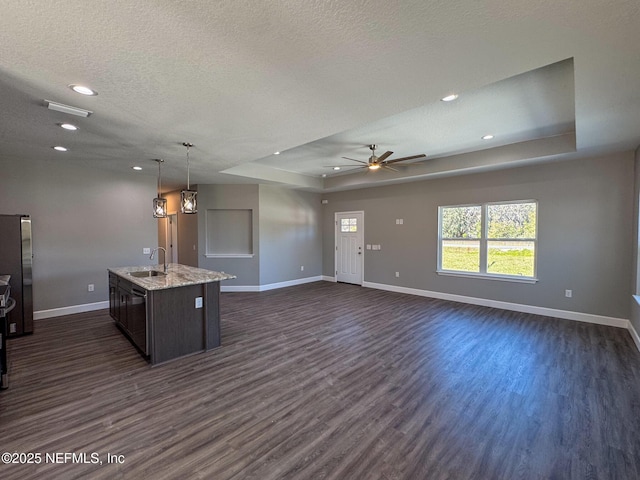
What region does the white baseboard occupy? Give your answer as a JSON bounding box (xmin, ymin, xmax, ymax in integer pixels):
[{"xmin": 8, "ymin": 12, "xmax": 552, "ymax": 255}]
[
  {"xmin": 362, "ymin": 281, "xmax": 630, "ymax": 329},
  {"xmin": 221, "ymin": 285, "xmax": 262, "ymax": 292},
  {"xmin": 221, "ymin": 276, "xmax": 323, "ymax": 293},
  {"xmin": 322, "ymin": 275, "xmax": 336, "ymax": 282},
  {"xmin": 35, "ymin": 301, "xmax": 109, "ymax": 320}
]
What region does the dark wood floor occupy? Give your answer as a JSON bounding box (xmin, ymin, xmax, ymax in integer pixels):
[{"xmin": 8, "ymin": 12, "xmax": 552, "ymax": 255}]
[{"xmin": 1, "ymin": 282, "xmax": 639, "ymax": 480}]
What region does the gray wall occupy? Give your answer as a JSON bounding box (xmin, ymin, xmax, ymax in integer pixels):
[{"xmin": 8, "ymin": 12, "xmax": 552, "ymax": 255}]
[
  {"xmin": 197, "ymin": 184, "xmax": 322, "ymax": 287},
  {"xmin": 197, "ymin": 184, "xmax": 260, "ymax": 286},
  {"xmin": 259, "ymin": 185, "xmax": 322, "ymax": 285},
  {"xmin": 631, "ymin": 146, "xmax": 640, "ymax": 333},
  {"xmin": 0, "ymin": 155, "xmax": 158, "ymax": 312},
  {"xmin": 323, "ymin": 152, "xmax": 634, "ymax": 320},
  {"xmin": 2, "ymin": 148, "xmax": 634, "ymax": 323}
]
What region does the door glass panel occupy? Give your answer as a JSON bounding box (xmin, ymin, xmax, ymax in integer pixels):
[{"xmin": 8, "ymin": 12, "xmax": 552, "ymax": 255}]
[{"xmin": 341, "ymin": 218, "xmax": 358, "ymax": 233}]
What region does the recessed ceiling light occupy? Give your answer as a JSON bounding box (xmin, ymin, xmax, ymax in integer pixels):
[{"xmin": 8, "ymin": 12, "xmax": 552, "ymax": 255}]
[
  {"xmin": 59, "ymin": 123, "xmax": 78, "ymax": 131},
  {"xmin": 53, "ymin": 146, "xmax": 68, "ymax": 152},
  {"xmin": 333, "ymin": 166, "xmax": 341, "ymax": 171},
  {"xmin": 322, "ymin": 174, "xmax": 327, "ymax": 178},
  {"xmin": 69, "ymin": 84, "xmax": 98, "ymax": 96},
  {"xmin": 132, "ymin": 166, "xmax": 142, "ymax": 171},
  {"xmin": 441, "ymin": 94, "xmax": 459, "ymax": 102},
  {"xmin": 481, "ymin": 134, "xmax": 495, "ymax": 140},
  {"xmin": 274, "ymin": 151, "xmax": 280, "ymax": 155}
]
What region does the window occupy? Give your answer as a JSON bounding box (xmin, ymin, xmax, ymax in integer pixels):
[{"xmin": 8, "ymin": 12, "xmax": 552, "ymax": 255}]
[
  {"xmin": 340, "ymin": 217, "xmax": 358, "ymax": 233},
  {"xmin": 438, "ymin": 201, "xmax": 537, "ymax": 281}
]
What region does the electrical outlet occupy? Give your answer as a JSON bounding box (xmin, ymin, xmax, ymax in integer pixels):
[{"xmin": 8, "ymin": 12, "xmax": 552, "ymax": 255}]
[
  {"xmin": 565, "ymin": 289, "xmax": 572, "ymax": 298},
  {"xmin": 88, "ymin": 284, "xmax": 94, "ymax": 292},
  {"xmin": 395, "ymin": 272, "xmax": 400, "ymax": 278},
  {"xmin": 300, "ymin": 265, "xmax": 304, "ymax": 271},
  {"xmin": 195, "ymin": 297, "xmax": 203, "ymax": 309},
  {"xmin": 143, "ymin": 247, "xmax": 151, "ymax": 255},
  {"xmin": 9, "ymin": 323, "xmax": 16, "ymax": 334}
]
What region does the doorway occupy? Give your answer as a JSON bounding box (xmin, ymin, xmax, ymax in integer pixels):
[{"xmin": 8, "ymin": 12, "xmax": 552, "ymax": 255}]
[
  {"xmin": 335, "ymin": 211, "xmax": 364, "ymax": 285},
  {"xmin": 167, "ymin": 214, "xmax": 178, "ymax": 263}
]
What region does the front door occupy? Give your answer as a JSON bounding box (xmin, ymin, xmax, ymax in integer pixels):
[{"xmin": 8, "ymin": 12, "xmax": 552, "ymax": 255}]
[{"xmin": 335, "ymin": 211, "xmax": 364, "ymax": 285}]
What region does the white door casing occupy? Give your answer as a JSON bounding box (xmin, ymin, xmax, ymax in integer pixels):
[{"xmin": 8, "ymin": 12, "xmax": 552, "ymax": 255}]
[
  {"xmin": 167, "ymin": 214, "xmax": 179, "ymax": 264},
  {"xmin": 335, "ymin": 211, "xmax": 364, "ymax": 285}
]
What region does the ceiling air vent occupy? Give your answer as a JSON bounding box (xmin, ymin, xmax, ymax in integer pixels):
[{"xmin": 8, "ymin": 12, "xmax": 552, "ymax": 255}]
[{"xmin": 44, "ymin": 100, "xmax": 92, "ymax": 117}]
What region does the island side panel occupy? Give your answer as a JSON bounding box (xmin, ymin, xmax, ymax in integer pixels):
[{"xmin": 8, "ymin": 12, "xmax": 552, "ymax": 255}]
[
  {"xmin": 205, "ymin": 281, "xmax": 221, "ymax": 350},
  {"xmin": 149, "ymin": 284, "xmax": 206, "ymax": 365}
]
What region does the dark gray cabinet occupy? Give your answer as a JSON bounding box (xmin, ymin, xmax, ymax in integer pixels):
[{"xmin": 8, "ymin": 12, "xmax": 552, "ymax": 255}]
[{"xmin": 109, "ymin": 273, "xmax": 147, "ymax": 356}]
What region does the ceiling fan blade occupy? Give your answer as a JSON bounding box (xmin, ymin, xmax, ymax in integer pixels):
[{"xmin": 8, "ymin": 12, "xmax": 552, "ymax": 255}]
[
  {"xmin": 377, "ymin": 151, "xmax": 393, "ymax": 162},
  {"xmin": 341, "ymin": 156, "xmax": 369, "ymax": 165},
  {"xmin": 382, "ymin": 164, "xmax": 399, "ymax": 172},
  {"xmin": 383, "ymin": 154, "xmax": 427, "ymax": 165},
  {"xmin": 323, "ymin": 165, "xmax": 365, "ymax": 168}
]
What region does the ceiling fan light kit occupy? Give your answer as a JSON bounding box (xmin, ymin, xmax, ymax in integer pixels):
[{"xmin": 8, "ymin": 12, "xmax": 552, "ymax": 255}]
[
  {"xmin": 180, "ymin": 142, "xmax": 197, "ymax": 214},
  {"xmin": 337, "ymin": 144, "xmax": 426, "ymax": 173}
]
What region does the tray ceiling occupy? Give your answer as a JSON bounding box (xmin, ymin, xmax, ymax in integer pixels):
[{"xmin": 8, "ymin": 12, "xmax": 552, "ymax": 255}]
[{"xmin": 0, "ymin": 1, "xmax": 638, "ymax": 192}]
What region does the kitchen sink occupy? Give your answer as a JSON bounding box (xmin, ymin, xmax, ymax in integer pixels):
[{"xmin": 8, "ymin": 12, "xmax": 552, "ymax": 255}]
[{"xmin": 128, "ymin": 270, "xmax": 167, "ymax": 278}]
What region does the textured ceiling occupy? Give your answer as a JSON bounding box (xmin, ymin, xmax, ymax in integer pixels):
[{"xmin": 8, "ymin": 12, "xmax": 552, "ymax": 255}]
[{"xmin": 0, "ymin": 0, "xmax": 638, "ymax": 192}]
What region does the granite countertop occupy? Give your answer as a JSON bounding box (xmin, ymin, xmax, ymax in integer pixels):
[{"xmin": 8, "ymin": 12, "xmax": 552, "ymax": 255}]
[{"xmin": 108, "ymin": 263, "xmax": 236, "ymax": 291}]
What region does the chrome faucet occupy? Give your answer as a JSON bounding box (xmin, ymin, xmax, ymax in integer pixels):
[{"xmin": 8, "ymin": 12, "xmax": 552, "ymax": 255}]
[{"xmin": 150, "ymin": 247, "xmax": 168, "ymax": 273}]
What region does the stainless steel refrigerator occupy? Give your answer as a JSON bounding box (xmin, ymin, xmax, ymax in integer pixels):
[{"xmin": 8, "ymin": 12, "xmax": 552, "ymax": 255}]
[{"xmin": 0, "ymin": 214, "xmax": 33, "ymax": 336}]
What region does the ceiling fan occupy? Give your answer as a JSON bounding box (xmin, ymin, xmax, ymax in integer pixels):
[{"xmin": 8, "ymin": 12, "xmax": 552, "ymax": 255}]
[{"xmin": 332, "ymin": 144, "xmax": 426, "ymax": 172}]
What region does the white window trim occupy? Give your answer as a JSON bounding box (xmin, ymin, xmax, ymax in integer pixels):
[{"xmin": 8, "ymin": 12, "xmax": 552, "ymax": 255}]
[
  {"xmin": 437, "ymin": 200, "xmax": 538, "ymax": 283},
  {"xmin": 436, "ymin": 270, "xmax": 538, "ymax": 284}
]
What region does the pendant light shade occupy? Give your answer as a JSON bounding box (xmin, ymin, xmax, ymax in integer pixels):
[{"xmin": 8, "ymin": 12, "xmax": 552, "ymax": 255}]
[
  {"xmin": 181, "ymin": 142, "xmax": 197, "ymax": 214},
  {"xmin": 181, "ymin": 190, "xmax": 197, "ymax": 213},
  {"xmin": 153, "ymin": 197, "xmax": 168, "ymax": 218},
  {"xmin": 153, "ymin": 159, "xmax": 167, "ymax": 218}
]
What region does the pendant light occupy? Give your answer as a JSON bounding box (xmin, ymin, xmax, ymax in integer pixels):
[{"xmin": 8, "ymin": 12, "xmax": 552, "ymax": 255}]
[
  {"xmin": 181, "ymin": 142, "xmax": 197, "ymax": 214},
  {"xmin": 153, "ymin": 159, "xmax": 167, "ymax": 218}
]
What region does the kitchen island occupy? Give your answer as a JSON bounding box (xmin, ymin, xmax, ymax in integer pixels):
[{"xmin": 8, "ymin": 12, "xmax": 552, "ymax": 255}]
[{"xmin": 108, "ymin": 264, "xmax": 235, "ymax": 365}]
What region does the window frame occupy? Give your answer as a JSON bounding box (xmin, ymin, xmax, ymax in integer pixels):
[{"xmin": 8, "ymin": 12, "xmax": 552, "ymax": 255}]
[{"xmin": 437, "ymin": 200, "xmax": 538, "ymax": 283}]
